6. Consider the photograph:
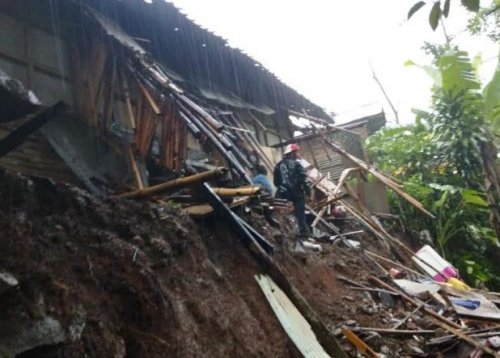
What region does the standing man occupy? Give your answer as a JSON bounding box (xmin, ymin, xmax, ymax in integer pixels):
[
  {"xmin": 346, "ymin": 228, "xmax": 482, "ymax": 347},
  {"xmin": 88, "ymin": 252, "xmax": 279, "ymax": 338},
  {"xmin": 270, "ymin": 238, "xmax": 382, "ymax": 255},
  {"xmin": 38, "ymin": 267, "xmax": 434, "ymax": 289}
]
[{"xmin": 273, "ymin": 143, "xmax": 311, "ymax": 239}]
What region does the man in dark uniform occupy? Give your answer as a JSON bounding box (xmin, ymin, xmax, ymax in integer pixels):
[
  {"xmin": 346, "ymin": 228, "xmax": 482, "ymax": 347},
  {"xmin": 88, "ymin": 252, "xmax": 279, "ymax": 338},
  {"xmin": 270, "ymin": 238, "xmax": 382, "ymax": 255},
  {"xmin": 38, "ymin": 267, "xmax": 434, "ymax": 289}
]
[{"xmin": 273, "ymin": 143, "xmax": 311, "ymax": 239}]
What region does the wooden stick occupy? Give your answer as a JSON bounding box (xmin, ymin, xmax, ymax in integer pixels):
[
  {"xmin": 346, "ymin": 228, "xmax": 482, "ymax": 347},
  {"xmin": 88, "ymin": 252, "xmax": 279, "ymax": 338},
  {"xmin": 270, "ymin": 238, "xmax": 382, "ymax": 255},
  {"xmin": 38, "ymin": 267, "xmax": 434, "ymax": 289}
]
[
  {"xmin": 427, "ymin": 317, "xmax": 500, "ymax": 357},
  {"xmin": 369, "ymin": 276, "xmax": 461, "ymax": 329},
  {"xmin": 128, "ymin": 146, "xmax": 144, "ymax": 190},
  {"xmin": 311, "ymin": 168, "xmax": 358, "ymax": 228},
  {"xmin": 350, "ymin": 287, "xmax": 400, "ymax": 296},
  {"xmin": 113, "ymin": 168, "xmax": 227, "ymax": 199},
  {"xmin": 313, "ymin": 192, "xmax": 349, "ymax": 210},
  {"xmin": 428, "ymin": 329, "xmax": 500, "ymax": 346},
  {"xmin": 392, "ymin": 301, "xmax": 426, "ymax": 329},
  {"xmin": 352, "ymin": 327, "xmax": 435, "ymax": 335},
  {"xmin": 342, "ymin": 327, "xmax": 379, "ymax": 358},
  {"xmin": 364, "ymin": 250, "xmax": 429, "ymax": 279},
  {"xmin": 137, "ymin": 81, "xmax": 161, "ymax": 115}
]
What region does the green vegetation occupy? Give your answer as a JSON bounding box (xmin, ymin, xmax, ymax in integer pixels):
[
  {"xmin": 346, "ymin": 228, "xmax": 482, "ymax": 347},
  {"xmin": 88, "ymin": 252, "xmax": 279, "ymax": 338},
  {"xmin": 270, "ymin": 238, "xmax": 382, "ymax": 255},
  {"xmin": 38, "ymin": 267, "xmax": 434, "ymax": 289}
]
[{"xmin": 367, "ymin": 44, "xmax": 500, "ymax": 288}]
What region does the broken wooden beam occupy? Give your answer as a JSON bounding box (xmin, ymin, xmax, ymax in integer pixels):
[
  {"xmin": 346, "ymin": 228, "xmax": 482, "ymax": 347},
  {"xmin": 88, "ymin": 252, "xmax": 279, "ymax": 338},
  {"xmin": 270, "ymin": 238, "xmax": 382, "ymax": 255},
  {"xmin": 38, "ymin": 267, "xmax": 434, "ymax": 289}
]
[
  {"xmin": 211, "ymin": 186, "xmax": 262, "ymax": 197},
  {"xmin": 113, "ymin": 168, "xmax": 227, "ymax": 199},
  {"xmin": 351, "ymin": 327, "xmax": 436, "ymax": 335},
  {"xmin": 0, "ymin": 101, "xmax": 67, "ymax": 158},
  {"xmin": 342, "ymin": 327, "xmax": 379, "ymax": 358},
  {"xmin": 324, "ymin": 139, "xmax": 435, "ymax": 219},
  {"xmin": 128, "ymin": 146, "xmax": 144, "ymax": 190}
]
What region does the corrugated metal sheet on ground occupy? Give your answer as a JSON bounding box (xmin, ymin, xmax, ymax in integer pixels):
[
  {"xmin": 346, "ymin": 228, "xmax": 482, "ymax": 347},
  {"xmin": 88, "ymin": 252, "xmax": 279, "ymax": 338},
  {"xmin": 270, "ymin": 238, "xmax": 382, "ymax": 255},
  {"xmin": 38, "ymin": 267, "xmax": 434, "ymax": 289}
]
[{"xmin": 255, "ymin": 274, "xmax": 330, "ymax": 358}]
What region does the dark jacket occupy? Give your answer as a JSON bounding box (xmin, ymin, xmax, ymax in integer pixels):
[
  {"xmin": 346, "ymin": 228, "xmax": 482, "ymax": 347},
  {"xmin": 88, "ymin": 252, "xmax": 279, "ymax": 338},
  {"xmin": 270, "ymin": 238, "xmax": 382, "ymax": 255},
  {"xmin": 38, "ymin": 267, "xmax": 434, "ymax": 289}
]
[{"xmin": 273, "ymin": 157, "xmax": 310, "ymax": 201}]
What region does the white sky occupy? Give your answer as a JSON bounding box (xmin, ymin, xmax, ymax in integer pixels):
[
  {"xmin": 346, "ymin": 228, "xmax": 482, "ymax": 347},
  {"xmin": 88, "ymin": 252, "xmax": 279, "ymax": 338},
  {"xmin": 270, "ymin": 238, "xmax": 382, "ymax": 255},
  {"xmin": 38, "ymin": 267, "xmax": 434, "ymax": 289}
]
[{"xmin": 168, "ymin": 0, "xmax": 498, "ymax": 124}]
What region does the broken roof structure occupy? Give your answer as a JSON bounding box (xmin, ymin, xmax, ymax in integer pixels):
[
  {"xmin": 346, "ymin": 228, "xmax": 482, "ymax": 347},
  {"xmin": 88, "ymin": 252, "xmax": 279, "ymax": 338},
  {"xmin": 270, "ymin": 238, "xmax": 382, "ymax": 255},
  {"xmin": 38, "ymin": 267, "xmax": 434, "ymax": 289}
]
[
  {"xmin": 2, "ymin": 1, "xmax": 499, "ymax": 357},
  {"xmin": 0, "ymin": 0, "xmax": 335, "ymax": 194}
]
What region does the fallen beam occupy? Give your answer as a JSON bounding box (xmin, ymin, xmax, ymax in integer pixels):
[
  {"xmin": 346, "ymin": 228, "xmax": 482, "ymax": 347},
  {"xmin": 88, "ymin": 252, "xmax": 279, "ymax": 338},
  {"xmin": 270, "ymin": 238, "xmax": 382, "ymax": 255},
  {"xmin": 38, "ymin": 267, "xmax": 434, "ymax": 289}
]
[
  {"xmin": 342, "ymin": 327, "xmax": 379, "ymax": 358},
  {"xmin": 200, "ymin": 182, "xmax": 273, "ymax": 255},
  {"xmin": 211, "ymin": 186, "xmax": 262, "ymax": 197},
  {"xmin": 324, "ymin": 139, "xmax": 435, "ymax": 219},
  {"xmin": 351, "ymin": 327, "xmax": 435, "ymax": 335},
  {"xmin": 114, "ymin": 168, "xmax": 227, "ymax": 199},
  {"xmin": 0, "ymin": 102, "xmax": 67, "ymax": 158}
]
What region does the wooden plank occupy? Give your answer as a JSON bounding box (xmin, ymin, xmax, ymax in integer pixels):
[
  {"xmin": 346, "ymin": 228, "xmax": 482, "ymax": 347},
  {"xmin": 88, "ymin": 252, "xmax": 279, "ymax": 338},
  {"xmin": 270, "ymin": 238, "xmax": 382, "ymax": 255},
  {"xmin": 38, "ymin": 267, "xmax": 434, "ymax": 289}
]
[{"xmin": 342, "ymin": 327, "xmax": 379, "ymax": 358}]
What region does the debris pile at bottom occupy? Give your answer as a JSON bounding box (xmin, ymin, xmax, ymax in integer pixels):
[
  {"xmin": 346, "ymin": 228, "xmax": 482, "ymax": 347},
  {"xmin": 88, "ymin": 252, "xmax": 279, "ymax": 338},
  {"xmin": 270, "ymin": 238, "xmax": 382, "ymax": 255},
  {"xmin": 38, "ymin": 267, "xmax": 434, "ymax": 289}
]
[{"xmin": 0, "ymin": 170, "xmax": 499, "ymax": 357}]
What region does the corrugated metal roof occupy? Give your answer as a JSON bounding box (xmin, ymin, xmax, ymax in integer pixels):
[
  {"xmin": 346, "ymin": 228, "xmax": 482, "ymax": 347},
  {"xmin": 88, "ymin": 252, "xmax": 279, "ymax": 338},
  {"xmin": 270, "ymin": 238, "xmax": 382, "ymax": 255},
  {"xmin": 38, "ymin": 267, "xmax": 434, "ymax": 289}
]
[{"xmin": 255, "ymin": 274, "xmax": 330, "ymax": 358}]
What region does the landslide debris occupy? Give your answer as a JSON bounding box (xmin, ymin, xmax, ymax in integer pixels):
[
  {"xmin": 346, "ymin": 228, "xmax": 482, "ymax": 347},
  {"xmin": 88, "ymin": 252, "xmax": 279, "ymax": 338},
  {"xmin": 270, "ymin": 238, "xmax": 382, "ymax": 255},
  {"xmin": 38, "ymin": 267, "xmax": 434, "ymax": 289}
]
[{"xmin": 0, "ymin": 170, "xmax": 422, "ymax": 357}]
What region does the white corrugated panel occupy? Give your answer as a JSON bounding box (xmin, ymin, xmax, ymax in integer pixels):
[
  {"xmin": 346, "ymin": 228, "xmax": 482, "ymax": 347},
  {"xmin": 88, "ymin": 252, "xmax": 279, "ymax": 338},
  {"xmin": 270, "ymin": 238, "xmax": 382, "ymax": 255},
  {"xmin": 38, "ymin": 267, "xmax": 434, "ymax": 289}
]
[{"xmin": 255, "ymin": 275, "xmax": 330, "ymax": 358}]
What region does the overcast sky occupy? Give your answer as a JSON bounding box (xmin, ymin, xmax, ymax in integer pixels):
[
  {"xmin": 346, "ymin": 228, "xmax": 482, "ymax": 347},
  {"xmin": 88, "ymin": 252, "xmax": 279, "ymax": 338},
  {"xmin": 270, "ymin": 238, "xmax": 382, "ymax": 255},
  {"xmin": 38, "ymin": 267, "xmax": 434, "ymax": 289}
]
[{"xmin": 169, "ymin": 0, "xmax": 498, "ymax": 124}]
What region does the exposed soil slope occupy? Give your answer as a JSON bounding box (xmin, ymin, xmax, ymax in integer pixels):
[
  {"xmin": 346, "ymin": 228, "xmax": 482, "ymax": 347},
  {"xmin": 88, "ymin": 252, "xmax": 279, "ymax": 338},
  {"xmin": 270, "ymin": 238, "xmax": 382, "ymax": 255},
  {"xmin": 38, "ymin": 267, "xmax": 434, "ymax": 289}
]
[{"xmin": 0, "ymin": 170, "xmax": 412, "ymax": 357}]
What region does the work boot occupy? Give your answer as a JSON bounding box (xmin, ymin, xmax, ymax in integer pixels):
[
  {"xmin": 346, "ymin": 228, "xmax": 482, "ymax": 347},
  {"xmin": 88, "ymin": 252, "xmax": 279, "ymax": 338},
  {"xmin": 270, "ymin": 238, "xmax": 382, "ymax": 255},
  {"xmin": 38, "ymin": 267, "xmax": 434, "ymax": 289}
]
[
  {"xmin": 293, "ymin": 240, "xmax": 307, "ymax": 254},
  {"xmin": 302, "ymin": 240, "xmax": 322, "ymax": 252}
]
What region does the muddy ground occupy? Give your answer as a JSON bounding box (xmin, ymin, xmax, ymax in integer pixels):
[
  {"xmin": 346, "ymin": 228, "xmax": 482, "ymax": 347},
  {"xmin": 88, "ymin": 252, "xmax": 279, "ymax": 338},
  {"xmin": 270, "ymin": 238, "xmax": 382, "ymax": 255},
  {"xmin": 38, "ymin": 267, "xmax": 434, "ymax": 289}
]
[{"xmin": 0, "ymin": 170, "xmax": 434, "ymax": 357}]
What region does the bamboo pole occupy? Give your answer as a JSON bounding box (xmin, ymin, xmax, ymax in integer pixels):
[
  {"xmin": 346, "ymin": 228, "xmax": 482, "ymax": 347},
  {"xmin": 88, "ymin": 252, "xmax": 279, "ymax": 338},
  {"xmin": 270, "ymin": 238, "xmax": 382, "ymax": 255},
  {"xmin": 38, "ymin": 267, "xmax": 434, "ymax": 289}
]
[
  {"xmin": 137, "ymin": 80, "xmax": 161, "ymax": 115},
  {"xmin": 113, "ymin": 168, "xmax": 227, "ymax": 199},
  {"xmin": 211, "ymin": 186, "xmax": 262, "ymax": 197}
]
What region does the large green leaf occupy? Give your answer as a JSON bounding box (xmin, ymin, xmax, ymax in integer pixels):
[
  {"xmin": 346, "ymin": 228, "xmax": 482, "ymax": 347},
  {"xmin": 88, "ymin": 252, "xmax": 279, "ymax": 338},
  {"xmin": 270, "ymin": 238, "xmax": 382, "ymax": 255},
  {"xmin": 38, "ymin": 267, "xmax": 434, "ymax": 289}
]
[
  {"xmin": 483, "ymin": 64, "xmax": 500, "ymax": 135},
  {"xmin": 408, "ymin": 1, "xmax": 427, "ymax": 19},
  {"xmin": 462, "ymin": 189, "xmax": 489, "ymax": 207},
  {"xmin": 443, "ymin": 0, "xmax": 451, "ymax": 17},
  {"xmin": 461, "ymin": 0, "xmax": 480, "ymax": 12},
  {"xmin": 438, "ymin": 51, "xmax": 481, "ymax": 93},
  {"xmin": 429, "ymin": 2, "xmax": 442, "ymax": 31}
]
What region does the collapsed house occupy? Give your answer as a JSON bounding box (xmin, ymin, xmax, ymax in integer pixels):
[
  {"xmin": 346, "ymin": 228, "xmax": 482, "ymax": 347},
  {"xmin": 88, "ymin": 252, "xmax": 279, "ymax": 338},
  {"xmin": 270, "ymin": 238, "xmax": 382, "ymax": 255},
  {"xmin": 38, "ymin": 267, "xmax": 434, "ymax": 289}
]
[{"xmin": 1, "ymin": 1, "xmax": 500, "ymax": 357}]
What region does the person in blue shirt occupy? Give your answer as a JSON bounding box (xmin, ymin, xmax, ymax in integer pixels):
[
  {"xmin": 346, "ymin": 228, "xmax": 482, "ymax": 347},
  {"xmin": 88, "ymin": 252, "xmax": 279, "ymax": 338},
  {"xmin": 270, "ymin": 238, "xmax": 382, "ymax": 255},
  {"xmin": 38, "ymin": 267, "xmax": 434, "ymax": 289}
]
[{"xmin": 252, "ymin": 163, "xmax": 273, "ymax": 196}]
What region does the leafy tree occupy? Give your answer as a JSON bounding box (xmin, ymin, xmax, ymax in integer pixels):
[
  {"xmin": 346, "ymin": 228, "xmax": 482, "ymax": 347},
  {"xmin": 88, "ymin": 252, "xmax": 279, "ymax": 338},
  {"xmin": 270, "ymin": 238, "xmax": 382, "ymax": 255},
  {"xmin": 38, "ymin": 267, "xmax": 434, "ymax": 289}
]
[
  {"xmin": 367, "ymin": 48, "xmax": 500, "ymax": 288},
  {"xmin": 408, "ymin": 0, "xmax": 480, "ymax": 30}
]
